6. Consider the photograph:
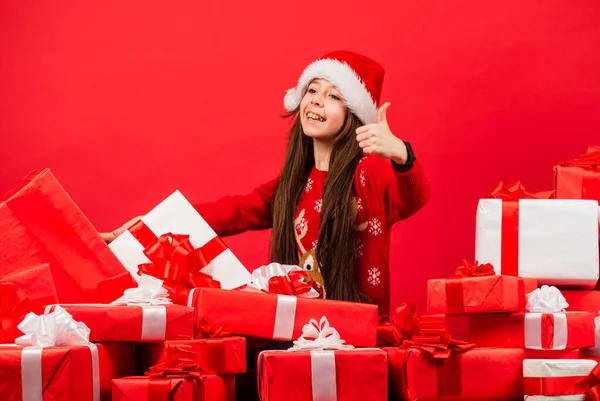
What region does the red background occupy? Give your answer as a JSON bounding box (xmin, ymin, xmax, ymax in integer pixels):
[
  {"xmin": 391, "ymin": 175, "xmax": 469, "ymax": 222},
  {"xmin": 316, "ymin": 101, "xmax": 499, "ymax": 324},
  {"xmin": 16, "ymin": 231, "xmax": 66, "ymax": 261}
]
[{"xmin": 1, "ymin": 1, "xmax": 599, "ymax": 314}]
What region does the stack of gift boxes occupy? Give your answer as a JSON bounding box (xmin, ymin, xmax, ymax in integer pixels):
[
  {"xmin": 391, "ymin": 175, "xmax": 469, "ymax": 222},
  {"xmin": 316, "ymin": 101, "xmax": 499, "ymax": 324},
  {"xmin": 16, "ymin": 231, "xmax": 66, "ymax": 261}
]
[{"xmin": 1, "ymin": 146, "xmax": 599, "ymax": 401}]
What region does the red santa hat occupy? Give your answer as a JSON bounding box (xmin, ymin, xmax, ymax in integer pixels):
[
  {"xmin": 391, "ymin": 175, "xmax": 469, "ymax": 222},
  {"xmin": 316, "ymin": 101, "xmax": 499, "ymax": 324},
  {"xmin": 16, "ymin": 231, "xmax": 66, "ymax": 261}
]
[{"xmin": 283, "ymin": 50, "xmax": 385, "ymax": 125}]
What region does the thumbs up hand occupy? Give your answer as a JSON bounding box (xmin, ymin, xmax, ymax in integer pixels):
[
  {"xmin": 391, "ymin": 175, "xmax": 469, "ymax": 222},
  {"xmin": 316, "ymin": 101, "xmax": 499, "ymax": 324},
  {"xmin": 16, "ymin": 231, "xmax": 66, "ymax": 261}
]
[{"xmin": 355, "ymin": 102, "xmax": 408, "ymax": 164}]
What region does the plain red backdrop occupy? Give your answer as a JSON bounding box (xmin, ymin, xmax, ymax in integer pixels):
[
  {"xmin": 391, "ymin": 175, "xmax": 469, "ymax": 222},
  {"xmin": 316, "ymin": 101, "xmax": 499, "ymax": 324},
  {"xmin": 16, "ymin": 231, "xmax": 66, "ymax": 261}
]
[{"xmin": 1, "ymin": 1, "xmax": 599, "ymax": 314}]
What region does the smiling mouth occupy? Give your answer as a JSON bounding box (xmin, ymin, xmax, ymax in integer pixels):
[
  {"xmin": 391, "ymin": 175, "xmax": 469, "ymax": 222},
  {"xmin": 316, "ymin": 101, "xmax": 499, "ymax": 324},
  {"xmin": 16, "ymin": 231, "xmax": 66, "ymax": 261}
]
[{"xmin": 306, "ymin": 112, "xmax": 326, "ymax": 122}]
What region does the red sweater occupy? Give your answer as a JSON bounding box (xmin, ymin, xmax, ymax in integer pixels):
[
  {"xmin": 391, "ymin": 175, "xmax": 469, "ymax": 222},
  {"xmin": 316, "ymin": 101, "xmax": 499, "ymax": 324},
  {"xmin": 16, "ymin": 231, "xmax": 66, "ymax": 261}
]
[{"xmin": 194, "ymin": 155, "xmax": 430, "ymax": 314}]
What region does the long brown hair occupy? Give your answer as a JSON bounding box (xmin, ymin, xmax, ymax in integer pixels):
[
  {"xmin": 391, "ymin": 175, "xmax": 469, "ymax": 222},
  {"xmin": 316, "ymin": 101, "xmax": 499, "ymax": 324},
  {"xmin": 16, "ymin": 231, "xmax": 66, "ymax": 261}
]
[{"xmin": 271, "ymin": 108, "xmax": 368, "ymax": 303}]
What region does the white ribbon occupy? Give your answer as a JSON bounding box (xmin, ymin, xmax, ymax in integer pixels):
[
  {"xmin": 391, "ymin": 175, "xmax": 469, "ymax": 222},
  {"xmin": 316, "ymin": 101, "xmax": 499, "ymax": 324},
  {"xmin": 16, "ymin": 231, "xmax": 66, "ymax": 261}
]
[
  {"xmin": 526, "ymin": 285, "xmax": 569, "ymax": 313},
  {"xmin": 111, "ymin": 274, "xmax": 172, "ymax": 305},
  {"xmin": 272, "ymin": 295, "xmax": 298, "ymax": 341},
  {"xmin": 187, "ymin": 287, "xmax": 198, "ymax": 307},
  {"xmin": 310, "ymin": 350, "xmax": 338, "ymax": 401},
  {"xmin": 245, "ymin": 263, "xmax": 320, "ymax": 298},
  {"xmin": 524, "ymin": 312, "xmax": 568, "ymax": 350},
  {"xmin": 15, "ymin": 306, "xmax": 100, "ymax": 401},
  {"xmin": 290, "ymin": 317, "xmax": 354, "ymax": 351}
]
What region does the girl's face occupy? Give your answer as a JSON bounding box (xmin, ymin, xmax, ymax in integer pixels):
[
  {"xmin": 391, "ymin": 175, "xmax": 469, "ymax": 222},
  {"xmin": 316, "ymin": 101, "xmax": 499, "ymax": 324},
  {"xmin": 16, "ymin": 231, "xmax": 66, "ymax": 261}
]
[{"xmin": 300, "ymin": 79, "xmax": 347, "ymax": 141}]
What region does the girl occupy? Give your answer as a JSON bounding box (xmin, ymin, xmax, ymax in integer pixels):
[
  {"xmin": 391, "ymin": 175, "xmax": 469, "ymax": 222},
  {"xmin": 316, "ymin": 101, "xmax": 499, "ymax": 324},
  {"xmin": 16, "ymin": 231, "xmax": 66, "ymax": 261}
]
[{"xmin": 103, "ymin": 50, "xmax": 430, "ymax": 315}]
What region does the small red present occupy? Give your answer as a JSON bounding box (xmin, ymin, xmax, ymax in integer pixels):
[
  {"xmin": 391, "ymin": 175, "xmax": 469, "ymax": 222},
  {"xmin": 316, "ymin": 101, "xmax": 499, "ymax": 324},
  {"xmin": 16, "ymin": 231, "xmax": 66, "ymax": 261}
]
[
  {"xmin": 523, "ymin": 359, "xmax": 598, "ymax": 398},
  {"xmin": 111, "ymin": 375, "xmax": 235, "ymax": 401},
  {"xmin": 190, "ymin": 287, "xmax": 378, "ymax": 347},
  {"xmin": 427, "ymin": 260, "xmax": 538, "ymax": 314},
  {"xmin": 138, "ymin": 337, "xmax": 246, "ymax": 375},
  {"xmin": 554, "ymin": 145, "xmax": 600, "ymax": 201},
  {"xmin": 257, "ymin": 349, "xmax": 387, "ymax": 401},
  {"xmin": 0, "ymin": 169, "xmax": 136, "ymax": 303},
  {"xmin": 44, "ymin": 304, "xmax": 194, "ymax": 342},
  {"xmin": 562, "ymin": 290, "xmax": 600, "ymax": 312}
]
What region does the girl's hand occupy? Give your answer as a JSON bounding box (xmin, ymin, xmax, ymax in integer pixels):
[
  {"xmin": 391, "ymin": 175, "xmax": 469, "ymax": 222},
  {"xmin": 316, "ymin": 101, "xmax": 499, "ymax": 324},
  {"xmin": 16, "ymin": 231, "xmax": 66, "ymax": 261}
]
[
  {"xmin": 100, "ymin": 215, "xmax": 144, "ymax": 244},
  {"xmin": 355, "ymin": 102, "xmax": 408, "ymax": 164}
]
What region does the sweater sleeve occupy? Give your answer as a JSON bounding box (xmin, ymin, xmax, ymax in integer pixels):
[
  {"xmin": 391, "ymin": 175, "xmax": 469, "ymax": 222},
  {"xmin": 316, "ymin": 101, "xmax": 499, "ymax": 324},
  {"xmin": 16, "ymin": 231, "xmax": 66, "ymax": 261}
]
[
  {"xmin": 193, "ymin": 178, "xmax": 278, "ymax": 237},
  {"xmin": 360, "ymin": 155, "xmax": 430, "ymax": 227}
]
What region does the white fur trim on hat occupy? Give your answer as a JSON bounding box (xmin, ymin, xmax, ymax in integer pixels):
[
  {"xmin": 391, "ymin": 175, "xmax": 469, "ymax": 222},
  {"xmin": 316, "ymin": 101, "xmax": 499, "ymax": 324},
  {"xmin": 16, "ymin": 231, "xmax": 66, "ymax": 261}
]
[{"xmin": 284, "ymin": 58, "xmax": 378, "ymax": 124}]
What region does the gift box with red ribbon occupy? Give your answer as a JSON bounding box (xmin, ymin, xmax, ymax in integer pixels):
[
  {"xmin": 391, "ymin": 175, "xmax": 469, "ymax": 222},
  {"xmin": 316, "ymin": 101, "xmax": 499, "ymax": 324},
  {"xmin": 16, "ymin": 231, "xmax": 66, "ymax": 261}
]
[
  {"xmin": 257, "ymin": 348, "xmax": 387, "ymax": 401},
  {"xmin": 190, "ymin": 287, "xmax": 378, "ymax": 347},
  {"xmin": 467, "ymin": 311, "xmax": 595, "ymax": 350},
  {"xmin": 0, "ymin": 342, "xmax": 135, "ymax": 401},
  {"xmin": 523, "ymin": 359, "xmax": 599, "ymax": 400},
  {"xmin": 44, "ymin": 304, "xmax": 195, "ymax": 342},
  {"xmin": 427, "ymin": 260, "xmax": 538, "ymax": 314},
  {"xmin": 555, "ymin": 145, "xmax": 600, "ymax": 201},
  {"xmin": 0, "ymin": 169, "xmax": 136, "ymax": 303},
  {"xmin": 138, "ymin": 336, "xmax": 246, "ymax": 375},
  {"xmin": 111, "ymin": 375, "xmax": 235, "ymax": 401},
  {"xmin": 108, "ymin": 190, "xmax": 250, "ymax": 303},
  {"xmin": 475, "ymin": 181, "xmax": 600, "ymax": 287},
  {"xmin": 0, "ymin": 264, "xmax": 59, "ymax": 343}
]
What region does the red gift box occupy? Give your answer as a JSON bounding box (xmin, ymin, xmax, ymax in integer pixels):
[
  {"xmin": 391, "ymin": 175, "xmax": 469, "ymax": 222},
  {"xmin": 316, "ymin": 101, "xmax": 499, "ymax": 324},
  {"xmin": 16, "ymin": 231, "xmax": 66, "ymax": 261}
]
[
  {"xmin": 555, "ymin": 145, "xmax": 600, "ymax": 201},
  {"xmin": 467, "ymin": 312, "xmax": 595, "ymax": 349},
  {"xmin": 138, "ymin": 337, "xmax": 246, "ymax": 375},
  {"xmin": 385, "ymin": 346, "xmax": 581, "ymax": 401},
  {"xmin": 562, "ymin": 290, "xmax": 600, "ymax": 311},
  {"xmin": 190, "ymin": 287, "xmax": 378, "ymax": 347},
  {"xmin": 0, "ymin": 342, "xmax": 135, "ymax": 401},
  {"xmin": 0, "ymin": 169, "xmax": 136, "ymax": 303},
  {"xmin": 44, "ymin": 304, "xmax": 194, "ymax": 342},
  {"xmin": 427, "ymin": 274, "xmax": 537, "ymax": 314},
  {"xmin": 112, "ymin": 375, "xmax": 235, "ymax": 401},
  {"xmin": 0, "ymin": 264, "xmax": 58, "ymax": 342},
  {"xmin": 257, "ymin": 349, "xmax": 387, "ymax": 401}
]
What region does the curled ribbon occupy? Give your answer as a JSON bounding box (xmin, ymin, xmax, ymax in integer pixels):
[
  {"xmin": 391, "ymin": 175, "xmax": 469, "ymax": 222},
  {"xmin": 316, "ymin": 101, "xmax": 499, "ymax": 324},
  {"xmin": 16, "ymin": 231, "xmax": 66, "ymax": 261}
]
[
  {"xmin": 377, "ymin": 303, "xmax": 421, "ymax": 347},
  {"xmin": 146, "ymin": 343, "xmax": 202, "ymax": 379},
  {"xmin": 577, "ymin": 363, "xmax": 600, "ymax": 400},
  {"xmin": 289, "ymin": 316, "xmax": 354, "ymax": 351},
  {"xmin": 111, "ymin": 274, "xmax": 172, "ymax": 305},
  {"xmin": 15, "ymin": 306, "xmax": 91, "ymax": 347},
  {"xmin": 244, "ymin": 263, "xmax": 321, "ymax": 298},
  {"xmin": 485, "ymin": 180, "xmax": 538, "ymax": 200},
  {"xmin": 400, "ymin": 315, "xmax": 475, "ymax": 359},
  {"xmin": 454, "ymin": 260, "xmax": 495, "ymax": 277},
  {"xmin": 526, "ymin": 285, "xmax": 569, "ymax": 313},
  {"xmin": 559, "ymin": 147, "xmax": 600, "ymax": 169},
  {"xmin": 195, "ymin": 317, "xmax": 231, "ymax": 339}
]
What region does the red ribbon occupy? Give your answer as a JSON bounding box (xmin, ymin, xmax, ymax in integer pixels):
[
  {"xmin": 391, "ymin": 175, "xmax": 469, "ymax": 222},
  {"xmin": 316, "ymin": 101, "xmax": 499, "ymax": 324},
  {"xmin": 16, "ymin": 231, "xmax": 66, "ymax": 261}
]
[
  {"xmin": 524, "ymin": 376, "xmax": 586, "ymax": 396},
  {"xmin": 129, "ymin": 220, "xmax": 224, "ymax": 297},
  {"xmin": 559, "ymin": 146, "xmax": 600, "ymax": 169},
  {"xmin": 445, "ymin": 260, "xmax": 496, "ymax": 314},
  {"xmin": 376, "ymin": 303, "xmax": 420, "ymax": 347},
  {"xmin": 577, "ymin": 363, "xmax": 600, "ymax": 400},
  {"xmin": 454, "ymin": 259, "xmax": 495, "ymax": 277},
  {"xmin": 268, "ymin": 270, "xmax": 314, "ymax": 296},
  {"xmin": 195, "ymin": 318, "xmax": 231, "ymax": 339}
]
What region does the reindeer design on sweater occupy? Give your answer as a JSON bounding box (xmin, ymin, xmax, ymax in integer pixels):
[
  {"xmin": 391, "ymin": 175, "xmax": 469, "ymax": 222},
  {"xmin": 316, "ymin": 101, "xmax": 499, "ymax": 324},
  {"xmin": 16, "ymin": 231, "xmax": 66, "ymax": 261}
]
[{"xmin": 294, "ymin": 198, "xmax": 368, "ymax": 293}]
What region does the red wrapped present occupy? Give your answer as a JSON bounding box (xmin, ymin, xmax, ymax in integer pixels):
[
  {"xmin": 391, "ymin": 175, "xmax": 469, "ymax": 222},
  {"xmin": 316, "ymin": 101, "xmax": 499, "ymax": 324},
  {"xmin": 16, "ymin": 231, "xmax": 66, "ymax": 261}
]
[
  {"xmin": 467, "ymin": 311, "xmax": 595, "ymax": 350},
  {"xmin": 562, "ymin": 290, "xmax": 600, "ymax": 312},
  {"xmin": 0, "ymin": 169, "xmax": 136, "ymax": 303},
  {"xmin": 386, "ymin": 346, "xmax": 582, "ymax": 401},
  {"xmin": 44, "ymin": 304, "xmax": 194, "ymax": 342},
  {"xmin": 190, "ymin": 287, "xmax": 378, "ymax": 347},
  {"xmin": 112, "ymin": 375, "xmax": 235, "ymax": 401},
  {"xmin": 523, "ymin": 359, "xmax": 598, "ymax": 399},
  {"xmin": 0, "ymin": 264, "xmax": 59, "ymax": 342},
  {"xmin": 427, "ymin": 260, "xmax": 538, "ymax": 314},
  {"xmin": 257, "ymin": 349, "xmax": 387, "ymax": 401},
  {"xmin": 0, "ymin": 342, "xmax": 135, "ymax": 401},
  {"xmin": 555, "ymin": 145, "xmax": 600, "ymax": 201},
  {"xmin": 138, "ymin": 337, "xmax": 246, "ymax": 375}
]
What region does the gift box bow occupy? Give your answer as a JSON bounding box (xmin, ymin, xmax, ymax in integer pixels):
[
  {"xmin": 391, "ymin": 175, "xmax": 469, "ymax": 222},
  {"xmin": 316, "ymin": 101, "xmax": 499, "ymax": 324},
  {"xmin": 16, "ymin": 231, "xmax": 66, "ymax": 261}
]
[
  {"xmin": 15, "ymin": 305, "xmax": 90, "ymax": 347},
  {"xmin": 377, "ymin": 303, "xmax": 420, "ymax": 347},
  {"xmin": 484, "ymin": 180, "xmax": 554, "ymax": 200},
  {"xmin": 401, "ymin": 315, "xmax": 475, "ymax": 359},
  {"xmin": 454, "ymin": 259, "xmax": 494, "ymax": 277},
  {"xmin": 577, "ymin": 363, "xmax": 600, "ymax": 400},
  {"xmin": 244, "ymin": 263, "xmax": 322, "ymax": 298},
  {"xmin": 195, "ymin": 317, "xmax": 231, "ymax": 339},
  {"xmin": 289, "ymin": 316, "xmax": 354, "ymax": 351},
  {"xmin": 559, "ymin": 146, "xmax": 600, "ymax": 169},
  {"xmin": 526, "ymin": 285, "xmax": 569, "ymax": 313},
  {"xmin": 146, "ymin": 343, "xmax": 204, "ymax": 379},
  {"xmin": 130, "ymin": 220, "xmax": 222, "ymax": 294},
  {"xmin": 111, "ymin": 274, "xmax": 172, "ymax": 305}
]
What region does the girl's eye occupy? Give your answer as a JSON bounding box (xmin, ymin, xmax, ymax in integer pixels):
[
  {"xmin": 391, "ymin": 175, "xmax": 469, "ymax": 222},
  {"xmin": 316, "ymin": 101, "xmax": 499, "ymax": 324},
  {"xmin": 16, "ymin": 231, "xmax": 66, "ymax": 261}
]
[
  {"xmin": 307, "ymin": 88, "xmax": 317, "ymax": 94},
  {"xmin": 330, "ymin": 94, "xmax": 341, "ymax": 100}
]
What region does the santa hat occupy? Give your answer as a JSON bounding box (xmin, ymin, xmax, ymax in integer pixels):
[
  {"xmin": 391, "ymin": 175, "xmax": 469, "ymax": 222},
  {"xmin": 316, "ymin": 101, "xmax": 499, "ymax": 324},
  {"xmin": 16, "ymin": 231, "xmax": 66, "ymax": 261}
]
[{"xmin": 283, "ymin": 50, "xmax": 385, "ymax": 125}]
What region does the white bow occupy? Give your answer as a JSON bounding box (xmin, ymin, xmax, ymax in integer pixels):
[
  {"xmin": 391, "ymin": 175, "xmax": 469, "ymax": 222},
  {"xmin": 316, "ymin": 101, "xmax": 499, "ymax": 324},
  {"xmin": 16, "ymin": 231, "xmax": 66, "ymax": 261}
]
[
  {"xmin": 526, "ymin": 285, "xmax": 569, "ymax": 313},
  {"xmin": 111, "ymin": 274, "xmax": 172, "ymax": 305},
  {"xmin": 289, "ymin": 316, "xmax": 354, "ymax": 351},
  {"xmin": 15, "ymin": 306, "xmax": 91, "ymax": 347},
  {"xmin": 245, "ymin": 263, "xmax": 320, "ymax": 298}
]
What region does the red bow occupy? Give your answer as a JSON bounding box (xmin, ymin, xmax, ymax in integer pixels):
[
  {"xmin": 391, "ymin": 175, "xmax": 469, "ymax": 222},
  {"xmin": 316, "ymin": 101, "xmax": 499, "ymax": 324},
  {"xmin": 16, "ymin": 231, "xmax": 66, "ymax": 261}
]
[
  {"xmin": 400, "ymin": 315, "xmax": 475, "ymax": 359},
  {"xmin": 559, "ymin": 146, "xmax": 600, "ymax": 169},
  {"xmin": 576, "ymin": 363, "xmax": 600, "ymax": 400},
  {"xmin": 376, "ymin": 303, "xmax": 421, "ymax": 347},
  {"xmin": 485, "ymin": 181, "xmax": 538, "ymax": 200},
  {"xmin": 268, "ymin": 270, "xmax": 315, "ymax": 296},
  {"xmin": 455, "ymin": 260, "xmax": 495, "ymax": 277},
  {"xmin": 195, "ymin": 318, "xmax": 231, "ymax": 339},
  {"xmin": 145, "ymin": 344, "xmax": 203, "ymax": 379}
]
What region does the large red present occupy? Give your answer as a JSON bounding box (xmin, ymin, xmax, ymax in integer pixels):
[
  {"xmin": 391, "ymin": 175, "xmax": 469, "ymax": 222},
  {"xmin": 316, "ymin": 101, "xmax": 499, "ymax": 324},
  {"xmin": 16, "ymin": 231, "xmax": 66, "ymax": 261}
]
[
  {"xmin": 554, "ymin": 145, "xmax": 600, "ymax": 201},
  {"xmin": 0, "ymin": 169, "xmax": 136, "ymax": 303},
  {"xmin": 0, "ymin": 264, "xmax": 58, "ymax": 342},
  {"xmin": 427, "ymin": 260, "xmax": 538, "ymax": 314},
  {"xmin": 0, "ymin": 342, "xmax": 135, "ymax": 401},
  {"xmin": 138, "ymin": 337, "xmax": 246, "ymax": 375},
  {"xmin": 190, "ymin": 287, "xmax": 378, "ymax": 347},
  {"xmin": 111, "ymin": 375, "xmax": 235, "ymax": 401},
  {"xmin": 385, "ymin": 347, "xmax": 581, "ymax": 401},
  {"xmin": 467, "ymin": 311, "xmax": 595, "ymax": 350},
  {"xmin": 44, "ymin": 304, "xmax": 194, "ymax": 342},
  {"xmin": 257, "ymin": 349, "xmax": 387, "ymax": 401}
]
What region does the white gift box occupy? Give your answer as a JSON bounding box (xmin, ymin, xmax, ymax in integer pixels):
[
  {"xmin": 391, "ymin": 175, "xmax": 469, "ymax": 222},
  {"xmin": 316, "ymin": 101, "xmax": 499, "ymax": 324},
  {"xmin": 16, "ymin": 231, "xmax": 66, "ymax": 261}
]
[
  {"xmin": 109, "ymin": 190, "xmax": 251, "ymax": 289},
  {"xmin": 523, "ymin": 359, "xmax": 597, "ymax": 400},
  {"xmin": 475, "ymin": 199, "xmax": 599, "ymax": 287}
]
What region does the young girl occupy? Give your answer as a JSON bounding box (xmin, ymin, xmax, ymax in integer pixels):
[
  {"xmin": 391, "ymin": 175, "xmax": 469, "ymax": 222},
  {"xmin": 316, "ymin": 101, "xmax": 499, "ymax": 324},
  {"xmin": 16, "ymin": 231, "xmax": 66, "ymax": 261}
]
[{"xmin": 103, "ymin": 50, "xmax": 430, "ymax": 315}]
